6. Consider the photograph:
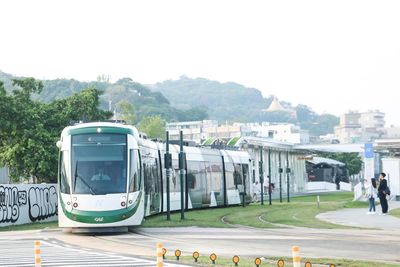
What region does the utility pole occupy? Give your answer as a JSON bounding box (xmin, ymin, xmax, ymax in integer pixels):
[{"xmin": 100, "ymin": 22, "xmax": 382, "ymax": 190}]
[
  {"xmin": 259, "ymin": 148, "xmax": 264, "ymax": 205},
  {"xmin": 286, "ymin": 150, "xmax": 291, "ymax": 203},
  {"xmin": 268, "ymin": 149, "xmax": 272, "ymax": 205},
  {"xmin": 179, "ymin": 131, "xmax": 185, "ymax": 220},
  {"xmin": 165, "ymin": 131, "xmax": 171, "ymax": 220},
  {"xmin": 279, "ymin": 151, "xmax": 282, "ymax": 203}
]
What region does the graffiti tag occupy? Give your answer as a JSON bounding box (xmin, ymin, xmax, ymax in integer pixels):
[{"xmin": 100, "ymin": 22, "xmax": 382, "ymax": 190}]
[
  {"xmin": 0, "ymin": 185, "xmax": 58, "ymax": 224},
  {"xmin": 28, "ymin": 186, "xmax": 58, "ymax": 222}
]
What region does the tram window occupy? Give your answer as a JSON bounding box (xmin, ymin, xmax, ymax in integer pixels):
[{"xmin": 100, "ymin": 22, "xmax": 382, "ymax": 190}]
[
  {"xmin": 234, "ymin": 164, "xmax": 243, "ymax": 186},
  {"xmin": 187, "ymin": 173, "xmax": 196, "ymax": 189},
  {"xmin": 71, "ymin": 133, "xmax": 127, "ymax": 195},
  {"xmin": 225, "ymin": 162, "xmax": 235, "ymax": 190},
  {"xmin": 59, "ymin": 152, "xmax": 70, "ymax": 194},
  {"xmin": 129, "ymin": 150, "xmax": 140, "ymax": 192}
]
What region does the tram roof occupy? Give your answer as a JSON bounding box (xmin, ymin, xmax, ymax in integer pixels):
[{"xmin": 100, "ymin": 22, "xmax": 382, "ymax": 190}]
[{"xmin": 61, "ymin": 122, "xmax": 139, "ymax": 138}]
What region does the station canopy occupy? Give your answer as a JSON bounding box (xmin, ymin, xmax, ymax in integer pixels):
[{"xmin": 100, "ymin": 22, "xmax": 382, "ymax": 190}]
[{"xmin": 294, "ymin": 144, "xmax": 364, "ymax": 153}]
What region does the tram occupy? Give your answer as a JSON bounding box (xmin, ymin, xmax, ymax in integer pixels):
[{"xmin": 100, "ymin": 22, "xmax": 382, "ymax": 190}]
[{"xmin": 57, "ymin": 122, "xmax": 252, "ymax": 228}]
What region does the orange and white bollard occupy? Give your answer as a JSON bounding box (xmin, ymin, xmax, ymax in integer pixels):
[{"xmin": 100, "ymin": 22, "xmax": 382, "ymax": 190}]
[
  {"xmin": 156, "ymin": 243, "xmax": 163, "ymax": 267},
  {"xmin": 292, "ymin": 246, "xmax": 301, "ymax": 267},
  {"xmin": 34, "ymin": 240, "xmax": 41, "ymax": 267}
]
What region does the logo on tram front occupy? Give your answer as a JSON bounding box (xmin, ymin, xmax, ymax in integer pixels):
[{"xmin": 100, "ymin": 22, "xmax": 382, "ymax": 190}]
[{"xmin": 94, "ymin": 217, "xmax": 104, "ymax": 222}]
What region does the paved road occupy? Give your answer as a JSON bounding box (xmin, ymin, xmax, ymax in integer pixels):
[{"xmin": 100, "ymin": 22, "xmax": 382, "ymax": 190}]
[
  {"xmin": 0, "ymin": 238, "xmax": 188, "ymax": 267},
  {"xmin": 2, "ymin": 202, "xmax": 400, "ymax": 266},
  {"xmin": 317, "ymin": 200, "xmax": 400, "ymax": 230}
]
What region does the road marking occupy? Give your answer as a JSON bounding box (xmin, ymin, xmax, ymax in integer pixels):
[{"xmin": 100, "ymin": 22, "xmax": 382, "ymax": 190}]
[{"xmin": 0, "ymin": 239, "xmax": 188, "ymax": 267}]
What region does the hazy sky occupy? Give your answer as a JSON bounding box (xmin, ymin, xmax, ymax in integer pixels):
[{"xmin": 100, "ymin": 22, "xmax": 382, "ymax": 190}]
[{"xmin": 1, "ymin": 0, "xmax": 400, "ymax": 125}]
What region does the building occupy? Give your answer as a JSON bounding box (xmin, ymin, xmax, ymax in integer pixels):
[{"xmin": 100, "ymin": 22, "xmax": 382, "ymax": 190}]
[
  {"xmin": 238, "ymin": 122, "xmax": 309, "ymax": 144},
  {"xmin": 383, "ymin": 126, "xmax": 400, "ymax": 139},
  {"xmin": 233, "ymin": 136, "xmax": 308, "ymax": 194},
  {"xmin": 166, "ymin": 120, "xmax": 218, "ymax": 144},
  {"xmin": 204, "ymin": 123, "xmax": 241, "ymax": 139},
  {"xmin": 167, "ymin": 120, "xmax": 310, "ymax": 145},
  {"xmin": 334, "ymin": 110, "xmax": 385, "ymax": 143}
]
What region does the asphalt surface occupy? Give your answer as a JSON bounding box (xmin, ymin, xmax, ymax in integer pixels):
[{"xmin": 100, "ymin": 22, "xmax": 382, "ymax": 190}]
[
  {"xmin": 1, "ymin": 201, "xmax": 400, "ymax": 265},
  {"xmin": 317, "ymin": 200, "xmax": 400, "ymax": 230}
]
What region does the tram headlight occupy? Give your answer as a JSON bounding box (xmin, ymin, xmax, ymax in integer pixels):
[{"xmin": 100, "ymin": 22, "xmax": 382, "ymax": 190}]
[
  {"xmin": 121, "ymin": 201, "xmax": 126, "ymax": 207},
  {"xmin": 73, "ymin": 202, "xmax": 78, "ymax": 208}
]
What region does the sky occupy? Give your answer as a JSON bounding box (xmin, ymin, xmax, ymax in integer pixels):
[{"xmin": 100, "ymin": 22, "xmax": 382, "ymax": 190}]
[{"xmin": 1, "ymin": 0, "xmax": 400, "ymax": 126}]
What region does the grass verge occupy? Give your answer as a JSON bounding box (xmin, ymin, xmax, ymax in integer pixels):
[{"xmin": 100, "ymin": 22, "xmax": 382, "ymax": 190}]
[
  {"xmin": 164, "ymin": 255, "xmax": 399, "ymax": 267},
  {"xmin": 0, "ymin": 221, "xmax": 58, "ymax": 232},
  {"xmin": 389, "ymin": 208, "xmax": 400, "ymax": 218},
  {"xmin": 143, "ymin": 192, "xmax": 367, "ymax": 229}
]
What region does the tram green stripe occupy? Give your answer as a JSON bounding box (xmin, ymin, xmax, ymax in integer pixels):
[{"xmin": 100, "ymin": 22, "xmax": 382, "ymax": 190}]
[
  {"xmin": 68, "ymin": 127, "xmax": 134, "ymax": 136},
  {"xmin": 61, "ymin": 192, "xmax": 142, "ymax": 224}
]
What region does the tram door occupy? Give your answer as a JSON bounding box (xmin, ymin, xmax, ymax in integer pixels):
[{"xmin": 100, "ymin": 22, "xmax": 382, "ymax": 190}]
[{"xmin": 143, "ymin": 153, "xmax": 161, "ymax": 215}]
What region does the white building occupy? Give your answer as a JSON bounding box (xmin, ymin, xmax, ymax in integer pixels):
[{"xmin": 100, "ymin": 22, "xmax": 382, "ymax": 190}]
[
  {"xmin": 383, "ymin": 126, "xmax": 400, "ymax": 139},
  {"xmin": 238, "ymin": 122, "xmax": 309, "ymax": 144},
  {"xmin": 167, "ymin": 120, "xmax": 309, "ymax": 145}
]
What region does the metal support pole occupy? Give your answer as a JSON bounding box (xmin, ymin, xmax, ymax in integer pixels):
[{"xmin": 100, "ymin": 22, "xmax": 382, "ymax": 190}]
[
  {"xmin": 268, "ymin": 149, "xmax": 272, "ymax": 205},
  {"xmin": 222, "ymin": 156, "xmax": 227, "ymax": 207},
  {"xmin": 286, "ymin": 150, "xmax": 290, "ymax": 203},
  {"xmin": 259, "ymin": 148, "xmax": 264, "ymax": 205},
  {"xmin": 279, "ymin": 151, "xmax": 282, "ymax": 203},
  {"xmin": 179, "ymin": 131, "xmax": 185, "ymax": 220},
  {"xmin": 165, "ymin": 131, "xmax": 171, "ymax": 221}
]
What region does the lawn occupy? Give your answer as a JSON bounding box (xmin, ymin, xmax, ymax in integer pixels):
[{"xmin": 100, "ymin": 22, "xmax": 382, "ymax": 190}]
[
  {"xmin": 0, "ymin": 221, "xmax": 58, "ymax": 232},
  {"xmin": 164, "ymin": 255, "xmax": 399, "ymax": 267},
  {"xmin": 389, "ymin": 208, "xmax": 400, "ymax": 218},
  {"xmin": 143, "ymin": 192, "xmax": 368, "ymax": 229}
]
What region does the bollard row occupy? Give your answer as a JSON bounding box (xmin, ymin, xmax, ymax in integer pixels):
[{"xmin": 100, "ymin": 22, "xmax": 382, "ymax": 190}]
[{"xmin": 157, "ymin": 243, "xmax": 338, "ymax": 266}]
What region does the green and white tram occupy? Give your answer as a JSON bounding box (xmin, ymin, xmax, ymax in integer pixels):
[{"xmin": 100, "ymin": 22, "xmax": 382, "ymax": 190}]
[{"xmin": 57, "ymin": 122, "xmax": 252, "ymax": 229}]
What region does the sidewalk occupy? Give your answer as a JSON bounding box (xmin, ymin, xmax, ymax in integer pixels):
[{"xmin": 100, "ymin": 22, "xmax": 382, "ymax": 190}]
[{"xmin": 317, "ymin": 200, "xmax": 400, "ymax": 230}]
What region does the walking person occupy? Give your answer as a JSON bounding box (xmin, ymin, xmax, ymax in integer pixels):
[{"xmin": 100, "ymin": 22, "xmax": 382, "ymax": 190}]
[
  {"xmin": 252, "ymin": 181, "xmax": 261, "ymax": 202},
  {"xmin": 365, "ymin": 178, "xmax": 377, "ymax": 214},
  {"xmin": 377, "ymin": 172, "xmax": 389, "ymax": 215}
]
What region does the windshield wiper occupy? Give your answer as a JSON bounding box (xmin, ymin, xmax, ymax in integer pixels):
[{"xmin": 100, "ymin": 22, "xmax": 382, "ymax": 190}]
[{"xmin": 74, "ymin": 162, "xmax": 97, "ymax": 195}]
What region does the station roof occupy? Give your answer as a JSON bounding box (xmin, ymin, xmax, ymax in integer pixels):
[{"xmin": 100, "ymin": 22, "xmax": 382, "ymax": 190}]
[
  {"xmin": 294, "ymin": 143, "xmax": 364, "ymax": 153},
  {"xmin": 307, "ymin": 156, "xmax": 345, "ymax": 166}
]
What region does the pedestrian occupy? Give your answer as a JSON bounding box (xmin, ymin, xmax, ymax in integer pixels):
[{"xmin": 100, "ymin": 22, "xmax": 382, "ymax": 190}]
[
  {"xmin": 365, "ymin": 178, "xmax": 377, "ymax": 214},
  {"xmin": 252, "ymin": 181, "xmax": 261, "ymax": 202},
  {"xmin": 377, "ymin": 172, "xmax": 389, "ymax": 215}
]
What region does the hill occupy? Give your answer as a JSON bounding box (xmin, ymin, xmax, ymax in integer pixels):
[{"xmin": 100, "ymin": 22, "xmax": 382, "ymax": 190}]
[
  {"xmin": 0, "ymin": 71, "xmax": 207, "ymax": 123},
  {"xmin": 150, "ymin": 76, "xmax": 339, "ymax": 135},
  {"xmin": 0, "ymin": 71, "xmax": 338, "ymax": 135}
]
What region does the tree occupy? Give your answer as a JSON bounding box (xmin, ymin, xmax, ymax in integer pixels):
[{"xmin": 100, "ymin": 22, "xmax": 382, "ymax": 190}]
[
  {"xmin": 319, "ymin": 152, "xmax": 362, "ymax": 175},
  {"xmin": 0, "ymin": 78, "xmax": 111, "ymax": 183},
  {"xmin": 138, "ymin": 115, "xmax": 166, "ymax": 139},
  {"xmin": 116, "ymin": 100, "xmax": 136, "ymax": 125}
]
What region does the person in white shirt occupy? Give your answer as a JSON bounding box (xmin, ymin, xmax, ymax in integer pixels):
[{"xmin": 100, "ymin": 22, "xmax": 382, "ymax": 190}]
[
  {"xmin": 365, "ymin": 178, "xmax": 377, "ymax": 214},
  {"xmin": 252, "ymin": 181, "xmax": 261, "ymax": 202},
  {"xmin": 91, "ymin": 168, "xmax": 111, "ymax": 181}
]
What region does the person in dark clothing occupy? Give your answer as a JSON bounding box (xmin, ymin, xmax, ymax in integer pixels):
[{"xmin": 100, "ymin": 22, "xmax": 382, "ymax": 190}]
[{"xmin": 377, "ymin": 172, "xmax": 389, "ymax": 215}]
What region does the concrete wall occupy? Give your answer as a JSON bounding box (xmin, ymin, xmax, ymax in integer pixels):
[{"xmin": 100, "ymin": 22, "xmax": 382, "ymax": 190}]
[
  {"xmin": 0, "ymin": 183, "xmax": 58, "ymax": 227},
  {"xmin": 0, "ymin": 167, "xmax": 9, "ymax": 184}
]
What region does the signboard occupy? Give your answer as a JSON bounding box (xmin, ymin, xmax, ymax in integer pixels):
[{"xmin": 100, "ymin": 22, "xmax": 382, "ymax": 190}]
[{"xmin": 364, "ymin": 143, "xmax": 374, "ymax": 158}]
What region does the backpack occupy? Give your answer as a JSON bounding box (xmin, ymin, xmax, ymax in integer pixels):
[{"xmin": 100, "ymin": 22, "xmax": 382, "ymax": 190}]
[{"xmin": 385, "ymin": 186, "xmax": 391, "ymax": 196}]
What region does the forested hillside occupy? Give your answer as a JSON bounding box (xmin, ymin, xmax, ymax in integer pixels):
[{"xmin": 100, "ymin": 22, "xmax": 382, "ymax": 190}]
[
  {"xmin": 0, "ymin": 71, "xmax": 207, "ymax": 123},
  {"xmin": 150, "ymin": 76, "xmax": 339, "ymax": 135},
  {"xmin": 0, "ymin": 71, "xmax": 338, "ymax": 135}
]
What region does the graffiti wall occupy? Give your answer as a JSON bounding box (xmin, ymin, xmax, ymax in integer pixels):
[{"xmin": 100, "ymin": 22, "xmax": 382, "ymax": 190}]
[{"xmin": 0, "ymin": 184, "xmax": 58, "ymax": 227}]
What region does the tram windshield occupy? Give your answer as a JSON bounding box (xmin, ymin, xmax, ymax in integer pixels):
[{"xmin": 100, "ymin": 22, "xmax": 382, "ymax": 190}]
[{"xmin": 71, "ymin": 133, "xmax": 127, "ymax": 195}]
